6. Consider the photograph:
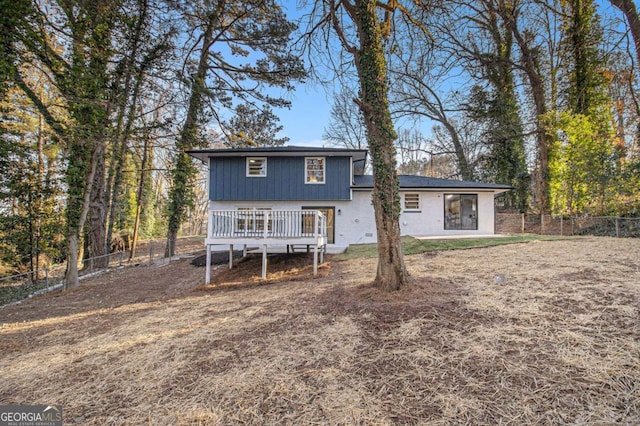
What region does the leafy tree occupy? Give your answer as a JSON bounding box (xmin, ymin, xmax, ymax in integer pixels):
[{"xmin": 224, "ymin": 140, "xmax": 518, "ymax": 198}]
[
  {"xmin": 225, "ymin": 103, "xmax": 289, "ymax": 147},
  {"xmin": 546, "ymin": 110, "xmax": 617, "ymax": 215},
  {"xmin": 0, "ymin": 84, "xmax": 65, "ymax": 275},
  {"xmin": 560, "ymin": 0, "xmax": 607, "ymax": 115},
  {"xmin": 164, "ymin": 0, "xmax": 306, "ymax": 256}
]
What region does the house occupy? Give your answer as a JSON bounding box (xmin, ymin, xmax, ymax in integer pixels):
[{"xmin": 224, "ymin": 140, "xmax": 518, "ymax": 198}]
[{"xmin": 187, "ymin": 146, "xmax": 512, "ymax": 282}]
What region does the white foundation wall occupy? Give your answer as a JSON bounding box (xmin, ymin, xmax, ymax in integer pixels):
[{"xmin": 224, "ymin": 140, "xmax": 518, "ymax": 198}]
[{"xmin": 209, "ymin": 190, "xmax": 497, "ymax": 247}]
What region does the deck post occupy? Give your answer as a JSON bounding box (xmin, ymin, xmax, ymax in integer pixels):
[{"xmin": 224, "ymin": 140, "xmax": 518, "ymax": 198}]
[
  {"xmin": 205, "ymin": 245, "xmax": 212, "ymax": 284},
  {"xmin": 307, "ymin": 211, "xmax": 320, "ymax": 276},
  {"xmin": 229, "ymin": 244, "xmax": 233, "ymax": 269},
  {"xmin": 262, "ymin": 245, "xmax": 267, "ymax": 279},
  {"xmin": 243, "ymin": 244, "xmax": 247, "ymax": 257},
  {"xmin": 313, "ymin": 244, "xmax": 318, "ymax": 276}
]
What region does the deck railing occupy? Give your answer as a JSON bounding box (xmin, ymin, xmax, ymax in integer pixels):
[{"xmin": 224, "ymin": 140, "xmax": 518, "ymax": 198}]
[{"xmin": 207, "ymin": 210, "xmax": 327, "ymax": 241}]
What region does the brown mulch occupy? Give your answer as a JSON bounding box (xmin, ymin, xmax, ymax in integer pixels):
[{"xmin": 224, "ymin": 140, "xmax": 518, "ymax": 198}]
[{"xmin": 0, "ymin": 237, "xmax": 638, "ymax": 425}]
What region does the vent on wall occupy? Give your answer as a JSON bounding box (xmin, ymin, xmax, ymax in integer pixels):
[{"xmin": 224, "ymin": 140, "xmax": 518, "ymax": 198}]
[{"xmin": 365, "ymin": 233, "xmax": 373, "ymax": 237}]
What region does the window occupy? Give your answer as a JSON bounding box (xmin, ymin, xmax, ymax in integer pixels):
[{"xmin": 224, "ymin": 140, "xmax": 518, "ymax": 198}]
[
  {"xmin": 305, "ymin": 157, "xmax": 325, "ymax": 184},
  {"xmin": 404, "ymin": 193, "xmax": 420, "ymax": 211},
  {"xmin": 236, "ymin": 207, "xmax": 272, "ymax": 234},
  {"xmin": 444, "ymin": 194, "xmax": 478, "ymax": 230},
  {"xmin": 246, "ymin": 157, "xmax": 267, "ymax": 177}
]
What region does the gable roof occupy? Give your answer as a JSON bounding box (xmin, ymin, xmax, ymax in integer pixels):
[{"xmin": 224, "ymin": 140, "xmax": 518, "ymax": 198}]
[{"xmin": 353, "ymin": 175, "xmax": 513, "ymax": 193}]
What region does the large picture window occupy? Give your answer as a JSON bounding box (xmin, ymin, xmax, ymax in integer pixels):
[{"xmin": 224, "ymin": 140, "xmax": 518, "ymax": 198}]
[
  {"xmin": 305, "ymin": 157, "xmax": 325, "ymax": 184},
  {"xmin": 444, "ymin": 194, "xmax": 478, "ymax": 230}
]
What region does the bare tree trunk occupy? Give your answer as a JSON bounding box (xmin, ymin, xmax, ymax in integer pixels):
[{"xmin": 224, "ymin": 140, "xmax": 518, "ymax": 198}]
[
  {"xmin": 165, "ymin": 6, "xmax": 221, "ymax": 257},
  {"xmin": 129, "ymin": 135, "xmax": 150, "ymax": 260},
  {"xmin": 65, "ymin": 143, "xmax": 99, "ymax": 289},
  {"xmin": 442, "ymin": 120, "xmax": 473, "ymax": 180},
  {"xmin": 351, "ymin": 0, "xmax": 408, "ymax": 291},
  {"xmin": 88, "ymin": 138, "xmax": 108, "ymax": 268},
  {"xmin": 502, "ymin": 3, "xmax": 550, "ymax": 212}
]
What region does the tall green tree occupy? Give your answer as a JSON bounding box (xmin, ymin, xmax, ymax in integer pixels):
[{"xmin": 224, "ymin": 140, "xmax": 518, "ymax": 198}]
[
  {"xmin": 11, "ymin": 0, "xmax": 124, "ymax": 287},
  {"xmin": 545, "ymin": 0, "xmax": 620, "ymax": 215},
  {"xmin": 225, "ymin": 103, "xmax": 289, "ymax": 147},
  {"xmin": 105, "ymin": 0, "xmax": 175, "ymax": 259},
  {"xmin": 164, "ymin": 0, "xmax": 305, "ymax": 257},
  {"xmin": 546, "ymin": 111, "xmax": 617, "ymax": 214},
  {"xmin": 463, "ymin": 0, "xmax": 529, "ymax": 211}
]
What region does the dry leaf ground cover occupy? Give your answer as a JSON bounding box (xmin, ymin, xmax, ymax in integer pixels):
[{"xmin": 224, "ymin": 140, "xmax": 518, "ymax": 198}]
[{"xmin": 0, "ymin": 237, "xmax": 638, "ymax": 425}]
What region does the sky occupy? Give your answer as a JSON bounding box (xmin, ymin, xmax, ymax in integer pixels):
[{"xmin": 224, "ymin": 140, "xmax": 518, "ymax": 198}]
[
  {"xmin": 275, "ymin": 82, "xmax": 334, "ymax": 147},
  {"xmin": 273, "ymin": 1, "xmax": 336, "ymax": 148}
]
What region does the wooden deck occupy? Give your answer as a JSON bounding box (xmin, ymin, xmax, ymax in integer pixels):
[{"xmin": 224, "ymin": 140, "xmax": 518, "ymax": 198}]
[{"xmin": 204, "ymin": 210, "xmax": 327, "ymax": 282}]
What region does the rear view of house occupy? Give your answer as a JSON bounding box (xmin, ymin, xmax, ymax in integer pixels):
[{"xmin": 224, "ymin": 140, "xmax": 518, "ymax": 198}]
[{"xmin": 188, "ymin": 146, "xmax": 511, "ymax": 281}]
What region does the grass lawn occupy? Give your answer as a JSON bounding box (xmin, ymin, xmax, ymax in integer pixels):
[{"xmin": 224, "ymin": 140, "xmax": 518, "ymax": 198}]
[{"xmin": 335, "ymin": 234, "xmax": 569, "ymax": 260}]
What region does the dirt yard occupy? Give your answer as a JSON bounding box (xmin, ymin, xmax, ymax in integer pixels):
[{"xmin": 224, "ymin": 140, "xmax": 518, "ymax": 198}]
[{"xmin": 0, "ymin": 237, "xmax": 638, "ymax": 425}]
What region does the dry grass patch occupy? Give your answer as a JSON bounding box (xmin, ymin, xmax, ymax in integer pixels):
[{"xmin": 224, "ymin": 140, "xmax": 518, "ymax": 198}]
[{"xmin": 0, "ymin": 237, "xmax": 638, "ymax": 424}]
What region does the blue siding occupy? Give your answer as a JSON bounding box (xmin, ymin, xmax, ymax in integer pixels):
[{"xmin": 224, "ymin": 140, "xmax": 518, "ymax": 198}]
[{"xmin": 209, "ymin": 156, "xmax": 351, "ymax": 201}]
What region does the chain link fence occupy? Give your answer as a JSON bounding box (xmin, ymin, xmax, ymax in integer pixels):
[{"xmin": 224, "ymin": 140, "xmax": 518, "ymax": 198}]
[
  {"xmin": 496, "ymin": 214, "xmax": 640, "ymax": 238},
  {"xmin": 0, "ymin": 251, "xmax": 124, "ymax": 306},
  {"xmin": 0, "ymin": 236, "xmax": 205, "ymax": 307}
]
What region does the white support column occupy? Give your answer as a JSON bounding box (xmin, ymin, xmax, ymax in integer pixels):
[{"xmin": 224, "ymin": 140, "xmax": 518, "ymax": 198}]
[
  {"xmin": 205, "ymin": 245, "xmax": 212, "ymax": 285},
  {"xmin": 320, "ymin": 245, "xmax": 324, "ymax": 264},
  {"xmin": 229, "ymin": 244, "xmax": 233, "ymax": 269},
  {"xmin": 262, "ymin": 245, "xmax": 267, "ymax": 280},
  {"xmin": 313, "ymin": 243, "xmax": 318, "ymax": 276}
]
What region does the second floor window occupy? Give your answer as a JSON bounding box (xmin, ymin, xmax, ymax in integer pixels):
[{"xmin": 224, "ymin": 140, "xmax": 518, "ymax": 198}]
[
  {"xmin": 246, "ymin": 157, "xmax": 267, "ymax": 177},
  {"xmin": 305, "ymin": 157, "xmax": 325, "ymax": 184}
]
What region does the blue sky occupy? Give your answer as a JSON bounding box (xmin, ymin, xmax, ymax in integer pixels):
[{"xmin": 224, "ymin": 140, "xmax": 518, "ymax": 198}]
[
  {"xmin": 274, "ymin": 1, "xmax": 335, "ymax": 147},
  {"xmin": 275, "ymin": 82, "xmax": 333, "ymax": 147}
]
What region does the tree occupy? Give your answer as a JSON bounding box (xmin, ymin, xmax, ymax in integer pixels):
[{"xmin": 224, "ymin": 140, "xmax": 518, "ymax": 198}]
[
  {"xmin": 546, "ymin": 111, "xmax": 617, "ymax": 214},
  {"xmin": 497, "ymin": 0, "xmax": 552, "ymax": 212},
  {"xmin": 416, "ymin": 0, "xmax": 529, "ymax": 210},
  {"xmin": 560, "ymin": 0, "xmax": 607, "ymax": 115},
  {"xmin": 164, "ymin": 0, "xmax": 306, "ymax": 257},
  {"xmin": 309, "ymin": 0, "xmax": 410, "ymax": 290},
  {"xmin": 9, "ymin": 0, "xmax": 126, "ymax": 287},
  {"xmin": 105, "ymin": 0, "xmax": 176, "ymax": 259},
  {"xmin": 323, "ymin": 87, "xmax": 367, "ymax": 149},
  {"xmin": 609, "ymin": 0, "xmax": 640, "ymax": 73},
  {"xmin": 389, "ymin": 12, "xmax": 475, "ymax": 181},
  {"xmin": 225, "ymin": 103, "xmax": 289, "ymax": 147},
  {"xmin": 463, "ymin": 1, "xmax": 529, "ymax": 211}
]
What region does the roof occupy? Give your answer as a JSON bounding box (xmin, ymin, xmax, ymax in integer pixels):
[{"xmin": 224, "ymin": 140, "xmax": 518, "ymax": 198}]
[
  {"xmin": 353, "ymin": 175, "xmax": 513, "ymax": 193},
  {"xmin": 187, "ymin": 146, "xmax": 368, "ymax": 163}
]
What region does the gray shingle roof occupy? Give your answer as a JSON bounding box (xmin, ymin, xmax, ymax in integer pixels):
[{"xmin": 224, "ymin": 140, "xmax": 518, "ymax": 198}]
[{"xmin": 353, "ymin": 175, "xmax": 513, "ymax": 191}]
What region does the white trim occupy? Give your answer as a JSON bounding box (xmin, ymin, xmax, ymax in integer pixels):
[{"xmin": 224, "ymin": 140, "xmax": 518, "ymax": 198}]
[
  {"xmin": 305, "ymin": 157, "xmax": 325, "ymax": 184},
  {"xmin": 246, "ymin": 157, "xmax": 267, "ymax": 177}
]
